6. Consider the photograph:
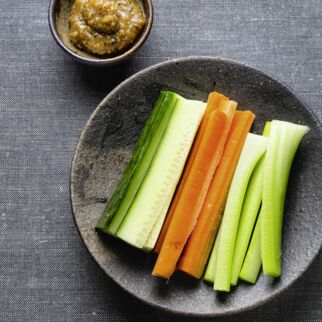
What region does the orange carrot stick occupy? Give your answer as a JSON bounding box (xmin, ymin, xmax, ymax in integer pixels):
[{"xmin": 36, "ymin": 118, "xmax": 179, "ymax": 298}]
[
  {"xmin": 177, "ymin": 110, "xmax": 255, "ymax": 279},
  {"xmin": 154, "ymin": 92, "xmax": 229, "ymax": 253},
  {"xmin": 152, "ymin": 100, "xmax": 236, "ymax": 279}
]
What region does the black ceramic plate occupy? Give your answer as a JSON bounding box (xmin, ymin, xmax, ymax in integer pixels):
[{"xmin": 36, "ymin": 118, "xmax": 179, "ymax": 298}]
[{"xmin": 70, "ymin": 57, "xmax": 322, "ymax": 316}]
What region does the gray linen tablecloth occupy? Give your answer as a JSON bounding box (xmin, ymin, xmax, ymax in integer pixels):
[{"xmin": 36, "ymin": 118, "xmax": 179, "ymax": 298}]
[{"xmin": 0, "ymin": 0, "xmax": 321, "ymax": 321}]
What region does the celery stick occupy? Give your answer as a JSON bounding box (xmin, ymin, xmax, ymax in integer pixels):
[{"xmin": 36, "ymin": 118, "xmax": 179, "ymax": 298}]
[
  {"xmin": 239, "ymin": 213, "xmax": 262, "ymax": 284},
  {"xmin": 230, "ymin": 122, "xmax": 271, "ymax": 285},
  {"xmin": 261, "ymin": 121, "xmax": 309, "ymax": 277},
  {"xmin": 204, "ymin": 224, "xmax": 222, "ymax": 283},
  {"xmin": 263, "ymin": 121, "xmax": 271, "ymax": 137},
  {"xmin": 214, "ymin": 134, "xmax": 267, "ymax": 292},
  {"xmin": 230, "ymin": 158, "xmax": 264, "ymax": 285}
]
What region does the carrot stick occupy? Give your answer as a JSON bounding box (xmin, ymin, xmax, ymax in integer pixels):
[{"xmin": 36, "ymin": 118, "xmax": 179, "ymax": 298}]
[
  {"xmin": 177, "ymin": 110, "xmax": 255, "ymax": 278},
  {"xmin": 153, "ymin": 92, "xmax": 229, "ymax": 253},
  {"xmin": 152, "ymin": 100, "xmax": 236, "ymax": 279}
]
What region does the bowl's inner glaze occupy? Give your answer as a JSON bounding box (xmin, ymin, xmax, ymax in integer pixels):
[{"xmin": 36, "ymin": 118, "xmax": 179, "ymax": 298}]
[{"xmin": 70, "ymin": 57, "xmax": 322, "ymax": 316}]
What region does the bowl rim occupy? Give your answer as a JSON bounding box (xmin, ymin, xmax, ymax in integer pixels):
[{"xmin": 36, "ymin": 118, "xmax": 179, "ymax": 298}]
[
  {"xmin": 70, "ymin": 56, "xmax": 322, "ymax": 317},
  {"xmin": 48, "ymin": 0, "xmax": 153, "ymax": 65}
]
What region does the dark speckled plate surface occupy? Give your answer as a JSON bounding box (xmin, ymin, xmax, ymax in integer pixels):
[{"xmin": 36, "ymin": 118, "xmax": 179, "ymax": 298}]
[{"xmin": 70, "ymin": 57, "xmax": 322, "ymax": 317}]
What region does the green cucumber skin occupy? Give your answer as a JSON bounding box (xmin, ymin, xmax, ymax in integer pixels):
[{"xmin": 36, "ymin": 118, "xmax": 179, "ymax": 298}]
[
  {"xmin": 261, "ymin": 121, "xmax": 309, "ymax": 277},
  {"xmin": 96, "ymin": 92, "xmax": 177, "ymax": 234},
  {"xmin": 214, "ymin": 133, "xmax": 267, "ymax": 292},
  {"xmin": 116, "ymin": 98, "xmax": 205, "ymax": 249},
  {"xmin": 239, "ymin": 213, "xmax": 262, "ymax": 284},
  {"xmin": 106, "ymin": 93, "xmax": 178, "ymax": 234}
]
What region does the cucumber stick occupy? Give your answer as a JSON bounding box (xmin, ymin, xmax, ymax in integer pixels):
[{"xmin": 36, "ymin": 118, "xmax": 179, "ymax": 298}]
[
  {"xmin": 96, "ymin": 92, "xmax": 177, "ymax": 235},
  {"xmin": 261, "ymin": 121, "xmax": 309, "ymax": 277},
  {"xmin": 239, "ymin": 213, "xmax": 262, "ymax": 283},
  {"xmin": 204, "ymin": 223, "xmax": 222, "ymax": 283},
  {"xmin": 106, "ymin": 92, "xmax": 178, "ymax": 234},
  {"xmin": 116, "ymin": 98, "xmax": 205, "ymax": 249},
  {"xmin": 230, "ymin": 121, "xmax": 271, "ymax": 285},
  {"xmin": 214, "ymin": 133, "xmax": 267, "ymax": 292},
  {"xmin": 143, "ymin": 185, "xmax": 176, "ymax": 251}
]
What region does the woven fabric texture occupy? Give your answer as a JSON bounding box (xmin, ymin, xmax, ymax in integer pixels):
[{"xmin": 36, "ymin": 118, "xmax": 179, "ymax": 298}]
[{"xmin": 0, "ymin": 0, "xmax": 321, "ymax": 321}]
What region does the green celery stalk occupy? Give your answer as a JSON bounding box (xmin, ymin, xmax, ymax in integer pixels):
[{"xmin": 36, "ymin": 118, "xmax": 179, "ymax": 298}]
[
  {"xmin": 214, "ymin": 133, "xmax": 267, "ymax": 292},
  {"xmin": 204, "ymin": 223, "xmax": 222, "ymax": 283},
  {"xmin": 230, "ymin": 158, "xmax": 264, "ymax": 285},
  {"xmin": 261, "ymin": 121, "xmax": 309, "ymax": 277},
  {"xmin": 230, "ymin": 121, "xmax": 271, "ymax": 285},
  {"xmin": 239, "ymin": 212, "xmax": 262, "ymax": 284}
]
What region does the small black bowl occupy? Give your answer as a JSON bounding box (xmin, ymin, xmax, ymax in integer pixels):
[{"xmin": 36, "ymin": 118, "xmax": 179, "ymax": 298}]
[{"xmin": 48, "ymin": 0, "xmax": 153, "ymax": 66}]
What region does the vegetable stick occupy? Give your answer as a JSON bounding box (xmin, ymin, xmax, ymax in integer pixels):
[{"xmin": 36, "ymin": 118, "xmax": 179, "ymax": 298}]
[
  {"xmin": 178, "ymin": 110, "xmax": 255, "ymax": 278},
  {"xmin": 97, "ymin": 92, "xmax": 177, "ymax": 234},
  {"xmin": 230, "ymin": 160, "xmax": 264, "ymax": 284},
  {"xmin": 204, "ymin": 223, "xmax": 222, "ymax": 283},
  {"xmin": 261, "ymin": 121, "xmax": 309, "ymax": 277},
  {"xmin": 153, "ymin": 91, "xmax": 229, "ymax": 253},
  {"xmin": 230, "ymin": 121, "xmax": 271, "ymax": 285},
  {"xmin": 153, "ymin": 101, "xmax": 236, "ymax": 279},
  {"xmin": 214, "ymin": 133, "xmax": 267, "ymax": 292},
  {"xmin": 239, "ymin": 210, "xmax": 262, "ymax": 284},
  {"xmin": 116, "ymin": 97, "xmax": 205, "ymax": 248}
]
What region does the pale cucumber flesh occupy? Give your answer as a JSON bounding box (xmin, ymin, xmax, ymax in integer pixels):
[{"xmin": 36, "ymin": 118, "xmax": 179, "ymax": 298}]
[
  {"xmin": 116, "ymin": 97, "xmax": 205, "ymax": 249},
  {"xmin": 143, "ymin": 185, "xmax": 176, "ymax": 251}
]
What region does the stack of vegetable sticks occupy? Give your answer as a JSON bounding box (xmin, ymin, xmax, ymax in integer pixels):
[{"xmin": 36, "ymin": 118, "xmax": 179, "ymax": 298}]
[
  {"xmin": 96, "ymin": 89, "xmax": 309, "ymax": 292},
  {"xmin": 154, "ymin": 92, "xmax": 228, "ymax": 253},
  {"xmin": 205, "ymin": 121, "xmax": 308, "ymax": 291},
  {"xmin": 153, "ymin": 94, "xmax": 236, "ymax": 278},
  {"xmin": 178, "ymin": 110, "xmax": 255, "ymax": 279}
]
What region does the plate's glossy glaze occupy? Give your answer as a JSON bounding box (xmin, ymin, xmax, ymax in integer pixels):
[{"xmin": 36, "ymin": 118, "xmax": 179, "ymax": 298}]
[{"xmin": 70, "ymin": 57, "xmax": 322, "ymax": 316}]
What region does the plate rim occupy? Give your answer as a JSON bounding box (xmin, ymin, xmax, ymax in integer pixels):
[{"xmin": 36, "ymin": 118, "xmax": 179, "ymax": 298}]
[{"xmin": 70, "ymin": 56, "xmax": 322, "ymax": 317}]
